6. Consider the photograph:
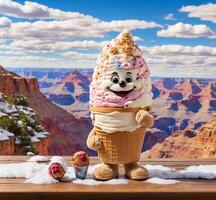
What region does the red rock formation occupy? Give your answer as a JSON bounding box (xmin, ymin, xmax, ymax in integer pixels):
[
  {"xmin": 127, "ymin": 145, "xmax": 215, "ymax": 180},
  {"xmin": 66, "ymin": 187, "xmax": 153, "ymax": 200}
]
[
  {"xmin": 15, "ymin": 137, "xmax": 50, "ymax": 155},
  {"xmin": 142, "ymin": 113, "xmax": 216, "ymax": 159},
  {"xmin": 0, "ymin": 65, "xmax": 91, "ymax": 155},
  {"xmin": 24, "ymin": 85, "xmax": 92, "ymax": 155},
  {"xmin": 195, "ymin": 113, "xmax": 216, "ymax": 157},
  {"xmin": 33, "ymin": 136, "xmax": 50, "ymax": 155},
  {"xmin": 0, "ymin": 66, "xmax": 39, "ymax": 95},
  {"xmin": 0, "ymin": 137, "xmax": 15, "ymax": 155},
  {"xmin": 0, "ymin": 65, "xmax": 48, "ymax": 155}
]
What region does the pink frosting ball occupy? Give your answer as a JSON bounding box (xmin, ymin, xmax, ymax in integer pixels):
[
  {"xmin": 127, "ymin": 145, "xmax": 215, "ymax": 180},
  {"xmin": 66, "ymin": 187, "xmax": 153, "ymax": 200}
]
[{"xmin": 48, "ymin": 162, "xmax": 65, "ymax": 180}]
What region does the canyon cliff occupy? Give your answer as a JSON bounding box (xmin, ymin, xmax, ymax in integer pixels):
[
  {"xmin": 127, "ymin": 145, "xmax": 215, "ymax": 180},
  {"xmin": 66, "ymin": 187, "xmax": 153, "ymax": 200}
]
[
  {"xmin": 142, "ymin": 113, "xmax": 216, "ymax": 158},
  {"xmin": 0, "ymin": 66, "xmax": 91, "ymax": 155}
]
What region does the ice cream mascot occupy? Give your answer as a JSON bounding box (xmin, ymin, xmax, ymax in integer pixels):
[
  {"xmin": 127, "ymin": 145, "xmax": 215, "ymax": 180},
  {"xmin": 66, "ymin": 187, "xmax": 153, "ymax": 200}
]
[{"xmin": 87, "ymin": 30, "xmax": 154, "ymax": 180}]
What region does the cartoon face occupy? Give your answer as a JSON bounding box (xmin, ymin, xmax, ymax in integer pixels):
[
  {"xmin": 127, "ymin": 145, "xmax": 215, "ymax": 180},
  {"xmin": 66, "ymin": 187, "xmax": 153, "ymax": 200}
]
[
  {"xmin": 100, "ymin": 68, "xmax": 144, "ymax": 98},
  {"xmin": 90, "ymin": 30, "xmax": 152, "ymax": 108}
]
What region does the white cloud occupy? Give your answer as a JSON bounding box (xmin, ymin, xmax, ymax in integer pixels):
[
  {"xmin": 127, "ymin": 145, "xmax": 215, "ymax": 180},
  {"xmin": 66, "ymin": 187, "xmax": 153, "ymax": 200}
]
[
  {"xmin": 157, "ymin": 22, "xmax": 216, "ymax": 38},
  {"xmin": 133, "ymin": 36, "xmax": 144, "ymax": 42},
  {"xmin": 0, "ymin": 16, "xmax": 11, "ymax": 28},
  {"xmin": 0, "ymin": 0, "xmax": 98, "ymax": 22},
  {"xmin": 61, "ymin": 51, "xmax": 98, "ymax": 60},
  {"xmin": 98, "ymin": 20, "xmax": 162, "ymax": 32},
  {"xmin": 141, "ymin": 45, "xmax": 216, "ymax": 56},
  {"xmin": 9, "ymin": 36, "xmax": 144, "ymax": 53},
  {"xmin": 55, "ymin": 41, "xmax": 108, "ymax": 50},
  {"xmin": 180, "ymin": 3, "xmax": 216, "ymax": 23},
  {"xmin": 0, "ymin": 18, "xmax": 161, "ymax": 41},
  {"xmin": 10, "ymin": 39, "xmax": 108, "ymax": 52},
  {"xmin": 0, "ymin": 19, "xmax": 105, "ymax": 40},
  {"xmin": 0, "ymin": 44, "xmax": 9, "ymax": 49},
  {"xmin": 0, "ymin": 50, "xmax": 25, "ymax": 56},
  {"xmin": 205, "ymin": 57, "xmax": 216, "ymax": 65},
  {"xmin": 0, "ymin": 54, "xmax": 96, "ymax": 68},
  {"xmin": 164, "ymin": 13, "xmax": 176, "ymax": 21},
  {"xmin": 9, "ymin": 39, "xmax": 54, "ymax": 52},
  {"xmin": 140, "ymin": 44, "xmax": 216, "ymax": 78}
]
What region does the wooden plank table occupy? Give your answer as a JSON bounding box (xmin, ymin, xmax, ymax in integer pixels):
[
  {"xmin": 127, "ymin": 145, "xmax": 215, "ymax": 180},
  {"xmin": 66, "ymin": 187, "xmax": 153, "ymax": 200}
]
[{"xmin": 0, "ymin": 156, "xmax": 216, "ymax": 200}]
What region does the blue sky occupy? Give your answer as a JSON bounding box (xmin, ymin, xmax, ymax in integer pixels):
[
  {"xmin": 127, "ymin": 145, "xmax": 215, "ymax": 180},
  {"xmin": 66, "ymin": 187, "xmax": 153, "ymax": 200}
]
[{"xmin": 0, "ymin": 0, "xmax": 216, "ymax": 78}]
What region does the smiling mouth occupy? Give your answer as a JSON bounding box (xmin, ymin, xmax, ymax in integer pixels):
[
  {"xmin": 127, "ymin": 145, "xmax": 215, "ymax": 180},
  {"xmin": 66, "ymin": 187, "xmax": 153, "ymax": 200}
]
[{"xmin": 107, "ymin": 87, "xmax": 135, "ymax": 97}]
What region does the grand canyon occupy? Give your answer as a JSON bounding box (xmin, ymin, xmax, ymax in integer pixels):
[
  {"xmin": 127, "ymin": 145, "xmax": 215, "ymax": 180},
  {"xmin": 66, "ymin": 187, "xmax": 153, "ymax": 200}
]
[{"xmin": 0, "ymin": 66, "xmax": 215, "ymax": 157}]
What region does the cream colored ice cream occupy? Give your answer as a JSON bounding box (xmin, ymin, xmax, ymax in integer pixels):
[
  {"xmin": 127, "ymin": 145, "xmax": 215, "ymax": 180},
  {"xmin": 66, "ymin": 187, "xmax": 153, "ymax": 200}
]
[{"xmin": 89, "ymin": 30, "xmax": 152, "ymax": 133}]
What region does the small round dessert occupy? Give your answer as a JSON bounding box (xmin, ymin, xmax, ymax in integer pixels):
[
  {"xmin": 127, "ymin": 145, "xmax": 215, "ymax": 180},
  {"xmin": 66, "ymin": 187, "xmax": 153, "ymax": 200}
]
[
  {"xmin": 72, "ymin": 151, "xmax": 90, "ymax": 179},
  {"xmin": 48, "ymin": 162, "xmax": 65, "ymax": 180}
]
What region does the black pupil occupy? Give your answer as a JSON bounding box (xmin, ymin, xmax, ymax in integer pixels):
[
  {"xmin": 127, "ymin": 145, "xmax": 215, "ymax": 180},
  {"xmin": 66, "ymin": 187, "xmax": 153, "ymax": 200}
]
[
  {"xmin": 126, "ymin": 75, "xmax": 132, "ymax": 83},
  {"xmin": 111, "ymin": 75, "xmax": 119, "ymax": 84}
]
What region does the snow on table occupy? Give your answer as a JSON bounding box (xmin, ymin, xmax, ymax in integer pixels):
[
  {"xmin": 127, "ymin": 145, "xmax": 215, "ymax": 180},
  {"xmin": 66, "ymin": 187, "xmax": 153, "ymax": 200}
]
[
  {"xmin": 146, "ymin": 177, "xmax": 179, "ymax": 184},
  {"xmin": 0, "ymin": 157, "xmax": 216, "ymax": 185},
  {"xmin": 27, "ymin": 155, "xmax": 49, "ymax": 162},
  {"xmin": 145, "ymin": 164, "xmax": 216, "ymax": 180}
]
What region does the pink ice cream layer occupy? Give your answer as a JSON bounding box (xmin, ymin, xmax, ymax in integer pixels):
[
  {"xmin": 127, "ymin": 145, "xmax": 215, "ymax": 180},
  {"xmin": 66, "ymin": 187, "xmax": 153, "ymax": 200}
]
[
  {"xmin": 90, "ymin": 87, "xmax": 143, "ymax": 108},
  {"xmin": 110, "ymin": 55, "xmax": 147, "ymax": 70}
]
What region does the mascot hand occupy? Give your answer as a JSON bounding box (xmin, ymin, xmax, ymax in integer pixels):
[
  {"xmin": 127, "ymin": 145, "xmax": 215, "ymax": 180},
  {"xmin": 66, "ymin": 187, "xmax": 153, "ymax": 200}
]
[
  {"xmin": 135, "ymin": 110, "xmax": 154, "ymax": 128},
  {"xmin": 87, "ymin": 135, "xmax": 102, "ymax": 151}
]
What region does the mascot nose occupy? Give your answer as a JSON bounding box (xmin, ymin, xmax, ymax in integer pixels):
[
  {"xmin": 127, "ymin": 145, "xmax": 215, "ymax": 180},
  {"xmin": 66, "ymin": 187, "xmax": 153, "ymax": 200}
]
[{"xmin": 119, "ymin": 80, "xmax": 126, "ymax": 88}]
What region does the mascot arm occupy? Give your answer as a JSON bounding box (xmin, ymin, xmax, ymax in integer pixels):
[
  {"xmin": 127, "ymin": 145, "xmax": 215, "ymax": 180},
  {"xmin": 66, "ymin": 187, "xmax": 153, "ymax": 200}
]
[
  {"xmin": 135, "ymin": 109, "xmax": 154, "ymax": 129},
  {"xmin": 87, "ymin": 128, "xmax": 102, "ymax": 151}
]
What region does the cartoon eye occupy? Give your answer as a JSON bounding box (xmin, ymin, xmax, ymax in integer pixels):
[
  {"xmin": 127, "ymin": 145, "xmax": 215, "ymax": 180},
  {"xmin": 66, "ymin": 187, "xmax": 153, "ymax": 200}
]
[
  {"xmin": 125, "ymin": 74, "xmax": 133, "ymax": 83},
  {"xmin": 111, "ymin": 74, "xmax": 119, "ymax": 84}
]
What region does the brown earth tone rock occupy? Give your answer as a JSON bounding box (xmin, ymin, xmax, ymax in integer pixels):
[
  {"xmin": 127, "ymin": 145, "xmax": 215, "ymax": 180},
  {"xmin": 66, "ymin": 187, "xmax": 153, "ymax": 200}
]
[
  {"xmin": 0, "ymin": 137, "xmax": 15, "ymax": 155},
  {"xmin": 0, "ymin": 66, "xmax": 91, "ymax": 155},
  {"xmin": 15, "ymin": 136, "xmax": 51, "ymax": 155},
  {"xmin": 142, "ymin": 113, "xmax": 216, "ymax": 159},
  {"xmin": 195, "ymin": 113, "xmax": 216, "ymax": 157},
  {"xmin": 32, "ymin": 136, "xmax": 50, "ymax": 155},
  {"xmin": 0, "ymin": 65, "xmax": 39, "ymax": 95}
]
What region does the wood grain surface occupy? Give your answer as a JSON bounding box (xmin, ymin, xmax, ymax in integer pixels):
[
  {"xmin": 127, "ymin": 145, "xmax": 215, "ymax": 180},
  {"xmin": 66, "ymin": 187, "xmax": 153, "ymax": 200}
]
[{"xmin": 0, "ymin": 156, "xmax": 215, "ymax": 200}]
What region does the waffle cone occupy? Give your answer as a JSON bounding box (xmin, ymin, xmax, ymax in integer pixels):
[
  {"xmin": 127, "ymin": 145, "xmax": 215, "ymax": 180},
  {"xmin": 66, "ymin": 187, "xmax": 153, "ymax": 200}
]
[{"xmin": 95, "ymin": 127, "xmax": 146, "ymax": 164}]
